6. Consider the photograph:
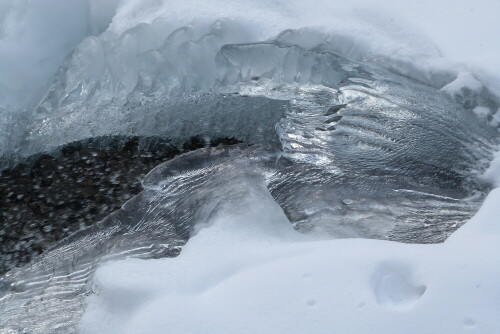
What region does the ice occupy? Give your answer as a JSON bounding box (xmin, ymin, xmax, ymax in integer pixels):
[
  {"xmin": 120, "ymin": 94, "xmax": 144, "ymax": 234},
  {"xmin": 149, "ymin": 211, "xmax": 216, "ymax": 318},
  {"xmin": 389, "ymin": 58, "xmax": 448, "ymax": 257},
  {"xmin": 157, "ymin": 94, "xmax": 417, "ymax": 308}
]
[
  {"xmin": 1, "ymin": 0, "xmax": 498, "ymax": 159},
  {"xmin": 2, "ymin": 16, "xmax": 500, "ymax": 334},
  {"xmin": 0, "ymin": 127, "xmax": 496, "ymax": 332},
  {"xmin": 15, "ymin": 25, "xmax": 498, "ymax": 164},
  {"xmin": 26, "ymin": 32, "xmax": 499, "ymax": 241},
  {"xmin": 0, "ymin": 0, "xmax": 121, "ymax": 159},
  {"xmin": 1, "ymin": 0, "xmax": 500, "ymax": 333},
  {"xmin": 0, "ymin": 145, "xmax": 262, "ymax": 332}
]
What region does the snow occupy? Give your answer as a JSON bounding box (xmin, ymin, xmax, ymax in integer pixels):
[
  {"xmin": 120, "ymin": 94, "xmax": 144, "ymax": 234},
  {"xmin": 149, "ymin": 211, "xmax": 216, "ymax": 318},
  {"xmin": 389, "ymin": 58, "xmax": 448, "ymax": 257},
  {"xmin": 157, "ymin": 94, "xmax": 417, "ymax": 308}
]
[
  {"xmin": 481, "ymin": 151, "xmax": 500, "ymax": 188},
  {"xmin": 0, "ymin": 0, "xmax": 120, "ymax": 109},
  {"xmin": 441, "ymin": 71, "xmax": 484, "ymax": 96},
  {"xmin": 2, "ymin": 0, "xmax": 499, "ymax": 112},
  {"xmin": 473, "ymin": 106, "xmax": 491, "ymax": 120}
]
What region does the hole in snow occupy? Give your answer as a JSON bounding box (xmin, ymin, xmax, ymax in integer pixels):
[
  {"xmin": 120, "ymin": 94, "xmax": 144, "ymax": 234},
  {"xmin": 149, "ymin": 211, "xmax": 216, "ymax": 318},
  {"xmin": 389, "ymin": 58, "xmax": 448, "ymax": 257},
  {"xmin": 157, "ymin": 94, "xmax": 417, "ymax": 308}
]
[{"xmin": 372, "ymin": 262, "xmax": 426, "ymax": 308}]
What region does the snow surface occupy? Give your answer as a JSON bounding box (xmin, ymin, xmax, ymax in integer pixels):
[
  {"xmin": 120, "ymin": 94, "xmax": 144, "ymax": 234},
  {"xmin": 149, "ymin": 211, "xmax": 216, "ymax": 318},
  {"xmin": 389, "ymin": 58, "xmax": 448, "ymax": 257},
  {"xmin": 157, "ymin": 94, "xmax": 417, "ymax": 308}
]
[
  {"xmin": 482, "ymin": 151, "xmax": 500, "ymax": 188},
  {"xmin": 0, "ymin": 0, "xmax": 120, "ymax": 109}
]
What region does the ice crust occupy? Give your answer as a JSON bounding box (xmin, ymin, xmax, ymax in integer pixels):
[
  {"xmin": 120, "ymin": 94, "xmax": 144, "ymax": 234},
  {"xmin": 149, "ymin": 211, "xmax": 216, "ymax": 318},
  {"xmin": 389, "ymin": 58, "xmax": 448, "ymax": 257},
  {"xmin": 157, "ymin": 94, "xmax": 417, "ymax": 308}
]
[
  {"xmin": 1, "ymin": 0, "xmax": 499, "ymax": 160},
  {"xmin": 21, "ymin": 22, "xmax": 499, "ymax": 158}
]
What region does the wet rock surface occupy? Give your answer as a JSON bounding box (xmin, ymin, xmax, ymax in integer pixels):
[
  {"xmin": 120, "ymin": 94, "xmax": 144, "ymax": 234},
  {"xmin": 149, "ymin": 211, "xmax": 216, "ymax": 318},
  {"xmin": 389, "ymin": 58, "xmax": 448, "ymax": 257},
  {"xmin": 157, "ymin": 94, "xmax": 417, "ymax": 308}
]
[{"xmin": 0, "ymin": 135, "xmax": 240, "ymax": 274}]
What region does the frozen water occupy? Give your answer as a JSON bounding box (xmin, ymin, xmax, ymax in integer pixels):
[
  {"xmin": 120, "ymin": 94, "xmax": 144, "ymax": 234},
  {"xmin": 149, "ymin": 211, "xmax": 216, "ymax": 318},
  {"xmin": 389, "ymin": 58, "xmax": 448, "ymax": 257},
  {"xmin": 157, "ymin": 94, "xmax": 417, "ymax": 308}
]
[
  {"xmin": 1, "ymin": 21, "xmax": 500, "ymax": 334},
  {"xmin": 3, "ymin": 22, "xmax": 497, "ymax": 160},
  {"xmin": 1, "ymin": 0, "xmax": 500, "ymax": 159},
  {"xmin": 1, "ymin": 0, "xmax": 500, "ymax": 333},
  {"xmin": 0, "ymin": 115, "xmax": 496, "ymax": 332},
  {"xmin": 0, "ymin": 145, "xmax": 276, "ymax": 332},
  {"xmin": 15, "ymin": 25, "xmax": 499, "ymax": 243}
]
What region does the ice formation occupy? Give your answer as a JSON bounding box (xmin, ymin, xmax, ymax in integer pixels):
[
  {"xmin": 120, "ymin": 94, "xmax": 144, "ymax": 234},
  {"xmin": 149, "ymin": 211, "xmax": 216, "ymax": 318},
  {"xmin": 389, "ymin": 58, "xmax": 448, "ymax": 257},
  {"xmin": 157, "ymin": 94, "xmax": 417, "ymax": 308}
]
[
  {"xmin": 1, "ymin": 0, "xmax": 500, "ymax": 333},
  {"xmin": 1, "ymin": 0, "xmax": 499, "ymax": 160}
]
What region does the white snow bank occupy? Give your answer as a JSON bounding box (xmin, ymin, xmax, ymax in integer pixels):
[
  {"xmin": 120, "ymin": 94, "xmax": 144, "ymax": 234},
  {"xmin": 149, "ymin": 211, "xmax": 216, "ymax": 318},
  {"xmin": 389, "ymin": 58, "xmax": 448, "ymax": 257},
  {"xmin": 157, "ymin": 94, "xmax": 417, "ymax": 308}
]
[{"xmin": 81, "ymin": 188, "xmax": 500, "ymax": 334}]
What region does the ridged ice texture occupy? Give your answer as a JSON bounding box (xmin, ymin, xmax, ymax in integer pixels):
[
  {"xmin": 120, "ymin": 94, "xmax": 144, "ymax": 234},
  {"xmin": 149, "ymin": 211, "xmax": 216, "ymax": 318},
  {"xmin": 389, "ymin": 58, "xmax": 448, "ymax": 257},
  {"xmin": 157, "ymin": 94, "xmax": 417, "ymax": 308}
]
[
  {"xmin": 0, "ymin": 145, "xmax": 264, "ymax": 333},
  {"xmin": 1, "ymin": 25, "xmax": 499, "ymax": 333},
  {"xmin": 213, "ymin": 38, "xmax": 497, "ymax": 240},
  {"xmin": 24, "ymin": 22, "xmax": 498, "ymax": 157}
]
